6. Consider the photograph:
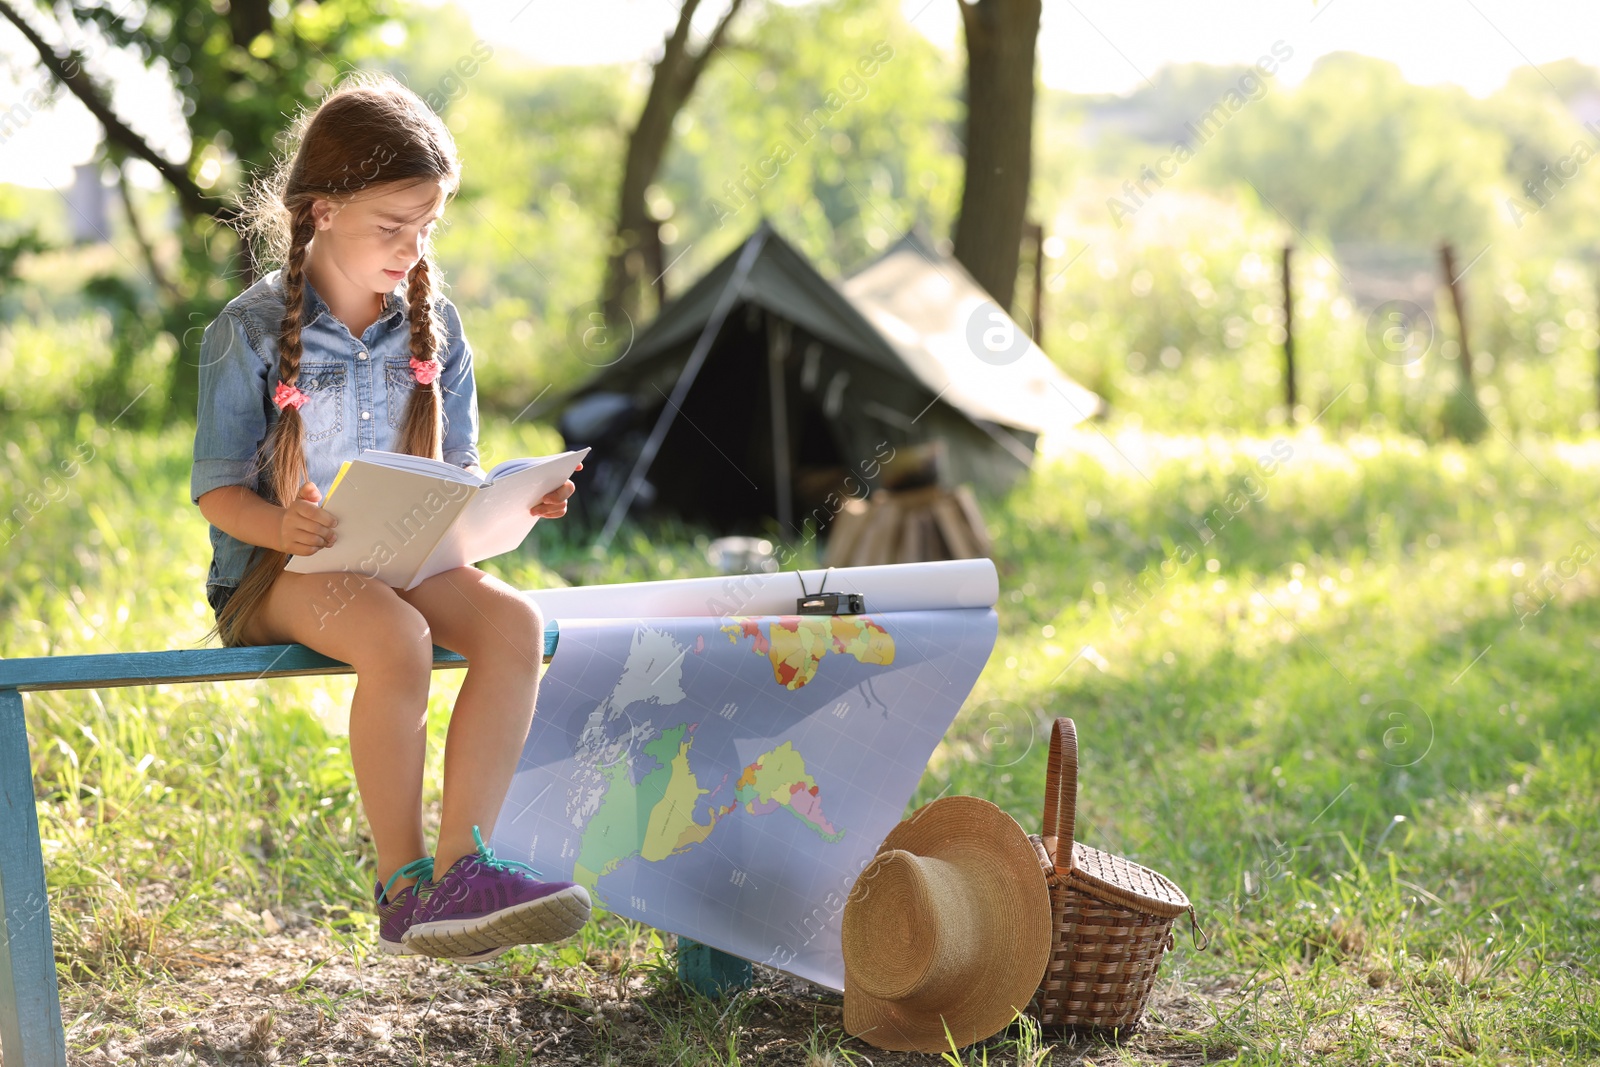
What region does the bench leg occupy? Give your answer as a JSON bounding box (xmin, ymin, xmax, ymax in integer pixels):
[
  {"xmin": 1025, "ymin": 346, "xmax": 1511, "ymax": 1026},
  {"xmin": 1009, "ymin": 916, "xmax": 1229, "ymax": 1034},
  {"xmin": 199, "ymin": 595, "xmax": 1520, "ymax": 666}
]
[
  {"xmin": 677, "ymin": 938, "xmax": 752, "ymax": 998},
  {"xmin": 0, "ymin": 688, "xmax": 67, "ymax": 1067}
]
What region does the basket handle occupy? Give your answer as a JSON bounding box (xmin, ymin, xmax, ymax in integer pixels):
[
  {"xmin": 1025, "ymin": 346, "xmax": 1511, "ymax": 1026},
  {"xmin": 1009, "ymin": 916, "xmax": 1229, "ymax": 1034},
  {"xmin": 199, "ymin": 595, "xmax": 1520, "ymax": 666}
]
[
  {"xmin": 1040, "ymin": 718, "xmax": 1079, "ymax": 870},
  {"xmin": 1187, "ymin": 906, "xmax": 1210, "ymax": 951}
]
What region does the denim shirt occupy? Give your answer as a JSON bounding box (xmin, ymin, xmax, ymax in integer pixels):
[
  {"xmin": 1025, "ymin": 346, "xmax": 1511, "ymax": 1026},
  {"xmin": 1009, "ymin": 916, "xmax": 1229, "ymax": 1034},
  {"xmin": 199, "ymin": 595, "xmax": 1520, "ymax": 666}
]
[{"xmin": 191, "ymin": 270, "xmax": 480, "ymax": 598}]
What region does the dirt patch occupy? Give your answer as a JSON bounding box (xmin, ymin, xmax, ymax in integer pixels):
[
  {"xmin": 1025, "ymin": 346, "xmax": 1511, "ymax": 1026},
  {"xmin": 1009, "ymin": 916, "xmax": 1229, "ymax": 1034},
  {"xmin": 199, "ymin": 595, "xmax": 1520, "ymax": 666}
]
[{"xmin": 57, "ymin": 921, "xmax": 1224, "ymax": 1066}]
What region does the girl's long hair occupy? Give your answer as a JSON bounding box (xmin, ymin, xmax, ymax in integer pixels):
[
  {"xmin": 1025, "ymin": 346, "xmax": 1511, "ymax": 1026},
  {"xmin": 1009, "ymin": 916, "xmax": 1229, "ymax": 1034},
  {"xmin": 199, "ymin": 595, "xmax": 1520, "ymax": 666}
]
[{"xmin": 209, "ymin": 73, "xmax": 461, "ymax": 647}]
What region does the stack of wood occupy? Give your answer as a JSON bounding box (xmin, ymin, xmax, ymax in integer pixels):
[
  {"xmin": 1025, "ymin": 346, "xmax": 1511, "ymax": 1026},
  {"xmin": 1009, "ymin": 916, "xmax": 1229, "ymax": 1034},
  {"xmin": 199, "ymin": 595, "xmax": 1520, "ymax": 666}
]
[{"xmin": 824, "ymin": 484, "xmax": 992, "ymax": 566}]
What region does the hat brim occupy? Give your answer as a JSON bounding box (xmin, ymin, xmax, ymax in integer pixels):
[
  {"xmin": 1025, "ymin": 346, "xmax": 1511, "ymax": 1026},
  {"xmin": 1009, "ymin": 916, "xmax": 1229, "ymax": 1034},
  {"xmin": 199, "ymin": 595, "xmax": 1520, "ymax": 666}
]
[{"xmin": 843, "ymin": 796, "xmax": 1052, "ymax": 1053}]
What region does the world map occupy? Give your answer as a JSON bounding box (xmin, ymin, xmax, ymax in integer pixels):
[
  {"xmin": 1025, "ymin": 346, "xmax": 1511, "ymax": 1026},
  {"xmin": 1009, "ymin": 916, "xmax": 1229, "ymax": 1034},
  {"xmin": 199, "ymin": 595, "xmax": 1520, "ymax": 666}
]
[{"xmin": 494, "ymin": 607, "xmax": 998, "ymax": 990}]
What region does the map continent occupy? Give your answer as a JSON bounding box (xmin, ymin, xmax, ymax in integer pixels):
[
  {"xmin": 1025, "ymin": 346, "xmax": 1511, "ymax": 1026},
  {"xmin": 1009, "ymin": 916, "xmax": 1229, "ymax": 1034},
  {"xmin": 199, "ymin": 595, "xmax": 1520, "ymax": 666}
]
[{"xmin": 721, "ymin": 615, "xmax": 896, "ymax": 690}]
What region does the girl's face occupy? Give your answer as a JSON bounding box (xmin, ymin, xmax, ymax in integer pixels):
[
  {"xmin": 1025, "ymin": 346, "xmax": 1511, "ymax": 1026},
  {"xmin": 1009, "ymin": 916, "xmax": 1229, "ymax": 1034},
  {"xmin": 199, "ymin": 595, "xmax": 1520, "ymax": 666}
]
[{"xmin": 309, "ymin": 179, "xmax": 449, "ymax": 295}]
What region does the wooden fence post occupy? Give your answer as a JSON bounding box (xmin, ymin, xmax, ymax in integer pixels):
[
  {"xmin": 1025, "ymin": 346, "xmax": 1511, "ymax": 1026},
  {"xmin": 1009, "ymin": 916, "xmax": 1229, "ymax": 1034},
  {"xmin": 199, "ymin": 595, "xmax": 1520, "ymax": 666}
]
[
  {"xmin": 1281, "ymin": 244, "xmax": 1297, "ymax": 420},
  {"xmin": 1439, "ymin": 242, "xmax": 1474, "ymax": 386},
  {"xmin": 1024, "ymin": 219, "xmax": 1044, "ymax": 347}
]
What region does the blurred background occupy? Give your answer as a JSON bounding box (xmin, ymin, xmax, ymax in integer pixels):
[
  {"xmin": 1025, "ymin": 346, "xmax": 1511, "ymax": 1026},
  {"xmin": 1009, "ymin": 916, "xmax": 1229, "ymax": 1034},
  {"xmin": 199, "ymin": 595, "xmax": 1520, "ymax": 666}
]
[{"xmin": 6, "ymin": 0, "xmax": 1600, "ymax": 449}]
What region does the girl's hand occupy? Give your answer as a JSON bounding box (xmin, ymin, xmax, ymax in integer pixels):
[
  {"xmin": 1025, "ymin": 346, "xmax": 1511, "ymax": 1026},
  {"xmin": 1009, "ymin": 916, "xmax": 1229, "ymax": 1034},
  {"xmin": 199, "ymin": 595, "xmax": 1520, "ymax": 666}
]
[
  {"xmin": 530, "ymin": 462, "xmax": 581, "ymax": 520},
  {"xmin": 280, "ymin": 481, "xmax": 337, "ymax": 554}
]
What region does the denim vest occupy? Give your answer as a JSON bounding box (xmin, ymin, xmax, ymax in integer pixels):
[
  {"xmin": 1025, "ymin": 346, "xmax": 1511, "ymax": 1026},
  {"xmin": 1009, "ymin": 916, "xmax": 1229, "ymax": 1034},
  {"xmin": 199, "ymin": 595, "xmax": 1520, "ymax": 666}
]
[{"xmin": 190, "ymin": 270, "xmax": 480, "ymax": 600}]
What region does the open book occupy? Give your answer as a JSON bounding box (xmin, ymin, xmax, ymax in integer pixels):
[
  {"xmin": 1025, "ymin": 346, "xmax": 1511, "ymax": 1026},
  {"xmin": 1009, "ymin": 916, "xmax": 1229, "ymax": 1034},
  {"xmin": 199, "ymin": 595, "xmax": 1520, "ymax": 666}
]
[{"xmin": 284, "ymin": 447, "xmax": 590, "ymax": 590}]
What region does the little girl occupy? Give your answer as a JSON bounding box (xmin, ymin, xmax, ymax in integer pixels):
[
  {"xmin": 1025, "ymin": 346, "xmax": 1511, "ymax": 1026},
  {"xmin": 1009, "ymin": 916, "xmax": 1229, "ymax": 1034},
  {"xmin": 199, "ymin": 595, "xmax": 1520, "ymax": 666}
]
[{"xmin": 190, "ymin": 73, "xmax": 590, "ymax": 962}]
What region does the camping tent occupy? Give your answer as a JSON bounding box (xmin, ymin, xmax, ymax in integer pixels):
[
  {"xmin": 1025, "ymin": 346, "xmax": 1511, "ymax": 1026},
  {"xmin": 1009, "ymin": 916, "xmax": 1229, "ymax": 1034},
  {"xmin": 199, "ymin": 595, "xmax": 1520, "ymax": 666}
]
[{"xmin": 555, "ymin": 221, "xmax": 1101, "ymax": 540}]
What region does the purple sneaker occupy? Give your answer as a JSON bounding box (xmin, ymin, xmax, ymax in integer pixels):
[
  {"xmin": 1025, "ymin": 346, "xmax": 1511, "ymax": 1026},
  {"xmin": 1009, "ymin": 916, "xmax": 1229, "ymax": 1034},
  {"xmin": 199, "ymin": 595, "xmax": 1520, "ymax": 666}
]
[
  {"xmin": 402, "ymin": 826, "xmax": 591, "ymax": 959},
  {"xmin": 375, "ymin": 856, "xmax": 506, "ymax": 962}
]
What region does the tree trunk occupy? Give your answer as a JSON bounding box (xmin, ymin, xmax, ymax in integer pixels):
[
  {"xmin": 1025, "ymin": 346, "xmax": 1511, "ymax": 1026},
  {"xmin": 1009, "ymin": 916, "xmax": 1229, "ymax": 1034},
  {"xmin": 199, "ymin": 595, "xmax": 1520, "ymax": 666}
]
[
  {"xmin": 602, "ymin": 0, "xmax": 744, "ymax": 328},
  {"xmin": 951, "ymin": 0, "xmax": 1041, "ymax": 312},
  {"xmin": 228, "ymin": 0, "xmax": 273, "ymax": 47}
]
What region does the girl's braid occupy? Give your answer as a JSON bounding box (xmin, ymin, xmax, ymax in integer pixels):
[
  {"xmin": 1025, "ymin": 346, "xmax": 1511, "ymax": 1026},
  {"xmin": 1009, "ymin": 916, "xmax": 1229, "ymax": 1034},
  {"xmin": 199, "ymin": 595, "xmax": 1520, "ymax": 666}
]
[
  {"xmin": 264, "ymin": 202, "xmax": 317, "ymax": 510},
  {"xmin": 399, "ymin": 252, "xmax": 443, "ymax": 460},
  {"xmin": 214, "ymin": 203, "xmax": 317, "ymax": 647}
]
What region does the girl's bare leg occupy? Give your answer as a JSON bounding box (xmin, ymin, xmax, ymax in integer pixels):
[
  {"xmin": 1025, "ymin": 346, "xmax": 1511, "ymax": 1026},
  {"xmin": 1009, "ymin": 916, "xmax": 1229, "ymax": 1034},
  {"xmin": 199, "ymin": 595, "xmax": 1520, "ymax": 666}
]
[
  {"xmin": 395, "ymin": 566, "xmax": 544, "ymax": 875},
  {"xmin": 240, "ymin": 570, "xmax": 435, "ymax": 897}
]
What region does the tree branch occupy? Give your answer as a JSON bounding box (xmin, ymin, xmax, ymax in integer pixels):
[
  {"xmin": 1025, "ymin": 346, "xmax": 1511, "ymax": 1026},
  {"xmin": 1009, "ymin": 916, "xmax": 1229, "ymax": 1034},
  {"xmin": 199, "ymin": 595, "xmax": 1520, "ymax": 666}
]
[
  {"xmin": 600, "ymin": 0, "xmax": 745, "ymax": 324},
  {"xmin": 0, "ymin": 0, "xmax": 234, "ymax": 224},
  {"xmin": 666, "ymin": 0, "xmax": 704, "ymax": 53},
  {"xmin": 113, "ymin": 160, "xmax": 181, "ymax": 303},
  {"xmin": 686, "ymin": 0, "xmax": 747, "ymax": 82}
]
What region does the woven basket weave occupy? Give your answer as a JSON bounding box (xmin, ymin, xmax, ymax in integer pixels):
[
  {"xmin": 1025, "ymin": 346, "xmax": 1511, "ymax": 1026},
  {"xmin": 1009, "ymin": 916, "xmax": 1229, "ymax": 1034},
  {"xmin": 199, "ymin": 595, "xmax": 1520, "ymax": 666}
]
[{"xmin": 1028, "ymin": 718, "xmax": 1205, "ymax": 1031}]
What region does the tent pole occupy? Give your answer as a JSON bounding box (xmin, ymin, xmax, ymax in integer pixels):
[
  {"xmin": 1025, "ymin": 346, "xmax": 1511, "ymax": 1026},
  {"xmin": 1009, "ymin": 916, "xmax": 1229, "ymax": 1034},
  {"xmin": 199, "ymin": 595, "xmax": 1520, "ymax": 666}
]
[
  {"xmin": 767, "ymin": 312, "xmax": 795, "ymax": 533},
  {"xmin": 596, "ymin": 228, "xmax": 771, "ymax": 550}
]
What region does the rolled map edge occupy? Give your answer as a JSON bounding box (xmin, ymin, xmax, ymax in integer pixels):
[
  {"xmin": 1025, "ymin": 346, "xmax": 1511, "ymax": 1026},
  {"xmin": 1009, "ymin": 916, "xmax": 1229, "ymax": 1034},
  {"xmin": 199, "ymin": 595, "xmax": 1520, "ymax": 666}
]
[{"xmin": 522, "ymin": 558, "xmax": 998, "ymax": 620}]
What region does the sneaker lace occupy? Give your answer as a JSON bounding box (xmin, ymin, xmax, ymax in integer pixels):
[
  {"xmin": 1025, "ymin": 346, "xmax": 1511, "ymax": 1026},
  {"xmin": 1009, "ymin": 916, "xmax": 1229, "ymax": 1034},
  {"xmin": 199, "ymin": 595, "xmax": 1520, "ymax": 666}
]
[
  {"xmin": 471, "ymin": 825, "xmax": 544, "ymax": 879},
  {"xmin": 382, "ymin": 856, "xmax": 435, "ymax": 904}
]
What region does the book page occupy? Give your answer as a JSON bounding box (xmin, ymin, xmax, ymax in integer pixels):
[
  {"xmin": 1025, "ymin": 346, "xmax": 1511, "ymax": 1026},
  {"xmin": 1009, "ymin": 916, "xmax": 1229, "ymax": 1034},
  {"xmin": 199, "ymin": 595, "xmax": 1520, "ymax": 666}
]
[
  {"xmin": 285, "ymin": 462, "xmax": 476, "ymax": 586},
  {"xmin": 486, "ymin": 456, "xmax": 547, "ymax": 480},
  {"xmin": 407, "ymin": 448, "xmax": 589, "ymax": 589},
  {"xmin": 355, "ymin": 449, "xmax": 484, "ymax": 486}
]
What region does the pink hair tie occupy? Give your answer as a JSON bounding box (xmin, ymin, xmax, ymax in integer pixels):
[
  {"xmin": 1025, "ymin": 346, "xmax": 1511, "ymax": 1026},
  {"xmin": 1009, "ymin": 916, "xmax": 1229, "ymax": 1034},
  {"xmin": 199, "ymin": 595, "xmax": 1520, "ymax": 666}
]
[
  {"xmin": 273, "ymin": 380, "xmax": 309, "ymax": 411},
  {"xmin": 410, "ymin": 357, "xmax": 441, "ymax": 386}
]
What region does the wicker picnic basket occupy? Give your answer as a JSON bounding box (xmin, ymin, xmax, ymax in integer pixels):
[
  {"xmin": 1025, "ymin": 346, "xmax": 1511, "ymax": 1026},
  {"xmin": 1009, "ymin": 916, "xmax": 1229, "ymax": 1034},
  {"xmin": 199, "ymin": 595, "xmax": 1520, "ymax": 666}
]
[{"xmin": 1027, "ymin": 718, "xmax": 1206, "ymax": 1031}]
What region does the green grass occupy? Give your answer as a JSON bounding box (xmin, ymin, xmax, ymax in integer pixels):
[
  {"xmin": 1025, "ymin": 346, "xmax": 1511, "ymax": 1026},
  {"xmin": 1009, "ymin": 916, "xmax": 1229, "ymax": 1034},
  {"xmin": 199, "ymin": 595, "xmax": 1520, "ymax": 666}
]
[{"xmin": 4, "ymin": 411, "xmax": 1599, "ymax": 1064}]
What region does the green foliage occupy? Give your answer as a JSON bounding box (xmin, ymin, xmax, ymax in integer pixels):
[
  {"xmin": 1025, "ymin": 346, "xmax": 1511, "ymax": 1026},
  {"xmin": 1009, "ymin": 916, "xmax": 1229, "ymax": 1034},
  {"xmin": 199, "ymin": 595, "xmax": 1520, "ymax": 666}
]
[
  {"xmin": 0, "ymin": 243, "xmax": 177, "ymax": 421},
  {"xmin": 1202, "ymin": 54, "xmax": 1505, "ymax": 251},
  {"xmin": 61, "ymin": 0, "xmax": 397, "ymax": 185},
  {"xmin": 0, "ymin": 227, "xmax": 47, "ymax": 284},
  {"xmin": 0, "ymin": 180, "xmax": 51, "ymax": 283},
  {"xmin": 79, "ymin": 273, "xmax": 164, "ymax": 425},
  {"xmin": 1482, "ymin": 58, "xmax": 1600, "ymax": 250},
  {"xmin": 664, "ymin": 0, "xmax": 962, "ymax": 278},
  {"xmin": 1438, "ymin": 381, "xmax": 1489, "ymax": 442}
]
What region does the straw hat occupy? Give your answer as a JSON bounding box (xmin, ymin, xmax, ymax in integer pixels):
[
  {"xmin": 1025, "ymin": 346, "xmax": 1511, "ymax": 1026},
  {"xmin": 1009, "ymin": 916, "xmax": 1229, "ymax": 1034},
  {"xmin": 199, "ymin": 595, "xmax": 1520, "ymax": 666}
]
[{"xmin": 841, "ymin": 795, "xmax": 1052, "ymax": 1052}]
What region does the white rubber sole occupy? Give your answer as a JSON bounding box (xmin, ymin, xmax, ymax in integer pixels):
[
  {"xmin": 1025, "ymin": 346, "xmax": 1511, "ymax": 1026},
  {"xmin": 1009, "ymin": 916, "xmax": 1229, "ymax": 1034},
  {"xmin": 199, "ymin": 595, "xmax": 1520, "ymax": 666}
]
[
  {"xmin": 378, "ymin": 935, "xmax": 509, "ymax": 963},
  {"xmin": 402, "ymin": 885, "xmax": 592, "ymax": 959}
]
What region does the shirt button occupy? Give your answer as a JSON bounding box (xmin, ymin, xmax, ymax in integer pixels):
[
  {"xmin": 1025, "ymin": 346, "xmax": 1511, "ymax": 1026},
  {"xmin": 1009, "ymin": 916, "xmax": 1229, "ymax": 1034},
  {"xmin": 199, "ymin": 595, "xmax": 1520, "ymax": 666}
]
[
  {"xmin": 361, "ymin": 411, "xmax": 371, "ymax": 420},
  {"xmin": 357, "ymin": 350, "xmax": 368, "ymax": 360}
]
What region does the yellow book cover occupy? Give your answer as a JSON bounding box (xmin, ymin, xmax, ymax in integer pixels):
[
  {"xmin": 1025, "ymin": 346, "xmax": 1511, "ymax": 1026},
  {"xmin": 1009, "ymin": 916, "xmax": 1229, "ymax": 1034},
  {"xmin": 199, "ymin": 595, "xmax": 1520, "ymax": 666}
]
[{"xmin": 325, "ymin": 460, "xmax": 353, "ymax": 500}]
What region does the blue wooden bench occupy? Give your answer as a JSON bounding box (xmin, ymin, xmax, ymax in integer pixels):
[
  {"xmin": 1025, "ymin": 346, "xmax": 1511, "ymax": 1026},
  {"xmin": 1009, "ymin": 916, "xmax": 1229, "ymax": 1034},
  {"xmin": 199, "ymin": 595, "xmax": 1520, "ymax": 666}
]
[{"xmin": 0, "ymin": 629, "xmax": 748, "ymax": 1066}]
